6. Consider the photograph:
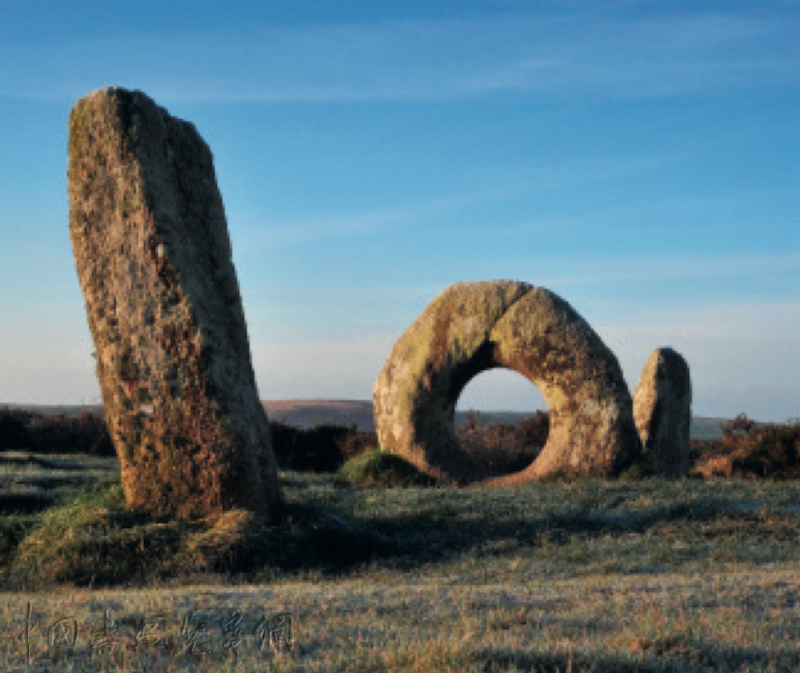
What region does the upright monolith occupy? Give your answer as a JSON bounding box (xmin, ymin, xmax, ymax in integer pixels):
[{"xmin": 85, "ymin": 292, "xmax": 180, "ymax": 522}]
[
  {"xmin": 68, "ymin": 87, "xmax": 280, "ymax": 521},
  {"xmin": 633, "ymin": 347, "xmax": 692, "ymax": 477}
]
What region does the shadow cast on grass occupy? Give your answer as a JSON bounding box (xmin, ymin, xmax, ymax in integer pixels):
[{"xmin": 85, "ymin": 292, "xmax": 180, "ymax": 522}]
[
  {"xmin": 2, "ymin": 475, "xmax": 797, "ymax": 589},
  {"xmin": 0, "ymin": 492, "xmax": 56, "ymax": 515},
  {"xmin": 360, "ymin": 495, "xmax": 764, "ymax": 570},
  {"xmin": 0, "ymin": 453, "xmax": 85, "ymax": 470},
  {"xmin": 481, "ymin": 648, "xmax": 678, "ymax": 672},
  {"xmin": 479, "ymin": 640, "xmax": 800, "ymax": 672}
]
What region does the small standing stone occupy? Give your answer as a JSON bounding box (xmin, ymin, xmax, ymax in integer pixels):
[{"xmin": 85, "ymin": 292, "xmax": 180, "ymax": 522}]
[
  {"xmin": 68, "ymin": 87, "xmax": 281, "ymax": 521},
  {"xmin": 633, "ymin": 347, "xmax": 692, "ymax": 477}
]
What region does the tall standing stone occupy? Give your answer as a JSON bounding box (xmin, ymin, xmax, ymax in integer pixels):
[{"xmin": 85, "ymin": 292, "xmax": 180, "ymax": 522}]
[
  {"xmin": 68, "ymin": 87, "xmax": 281, "ymax": 521},
  {"xmin": 632, "ymin": 347, "xmax": 692, "ymax": 477}
]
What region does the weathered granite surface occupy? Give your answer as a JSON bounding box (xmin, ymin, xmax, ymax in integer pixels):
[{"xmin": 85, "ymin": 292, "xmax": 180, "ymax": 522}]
[
  {"xmin": 374, "ymin": 280, "xmax": 643, "ymax": 484},
  {"xmin": 633, "ymin": 347, "xmax": 692, "ymax": 477},
  {"xmin": 68, "ymin": 87, "xmax": 281, "ymax": 521}
]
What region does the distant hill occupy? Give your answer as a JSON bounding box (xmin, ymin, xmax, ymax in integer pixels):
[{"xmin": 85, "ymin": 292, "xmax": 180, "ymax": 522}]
[{"xmin": 2, "ymin": 399, "xmax": 730, "ymax": 439}]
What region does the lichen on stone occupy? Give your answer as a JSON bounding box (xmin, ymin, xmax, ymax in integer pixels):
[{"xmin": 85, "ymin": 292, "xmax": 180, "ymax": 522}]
[{"xmin": 69, "ymin": 87, "xmax": 281, "ymax": 522}]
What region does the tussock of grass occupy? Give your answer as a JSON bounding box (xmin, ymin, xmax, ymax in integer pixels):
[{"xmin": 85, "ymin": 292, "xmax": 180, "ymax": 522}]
[
  {"xmin": 336, "ymin": 448, "xmax": 438, "ymax": 487},
  {"xmin": 9, "ymin": 480, "xmax": 183, "ymax": 587},
  {"xmin": 5, "ymin": 476, "xmax": 395, "ymax": 589},
  {"xmin": 619, "ymin": 454, "xmax": 656, "ymax": 481}
]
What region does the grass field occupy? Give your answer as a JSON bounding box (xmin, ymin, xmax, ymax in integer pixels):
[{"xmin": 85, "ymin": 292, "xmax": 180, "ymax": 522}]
[{"xmin": 1, "ymin": 447, "xmax": 798, "ymax": 672}]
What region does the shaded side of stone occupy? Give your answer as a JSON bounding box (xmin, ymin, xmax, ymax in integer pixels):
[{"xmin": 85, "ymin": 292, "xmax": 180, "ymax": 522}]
[
  {"xmin": 633, "ymin": 347, "xmax": 692, "ymax": 477},
  {"xmin": 68, "ymin": 87, "xmax": 281, "ymax": 521}
]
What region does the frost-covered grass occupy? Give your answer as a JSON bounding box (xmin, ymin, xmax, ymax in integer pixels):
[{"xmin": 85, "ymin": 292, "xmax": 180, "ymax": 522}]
[{"xmin": 0, "ymin": 453, "xmax": 798, "ymax": 671}]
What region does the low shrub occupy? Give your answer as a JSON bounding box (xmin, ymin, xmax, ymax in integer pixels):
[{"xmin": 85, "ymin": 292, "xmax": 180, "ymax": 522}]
[
  {"xmin": 0, "ymin": 410, "xmax": 31, "ymax": 449},
  {"xmin": 0, "ymin": 408, "xmax": 380, "ymax": 471},
  {"xmin": 269, "ymin": 421, "xmax": 377, "ymax": 472},
  {"xmin": 0, "ymin": 408, "xmax": 115, "ymax": 456},
  {"xmin": 458, "ymin": 410, "xmax": 549, "ymax": 474},
  {"xmin": 692, "ymin": 413, "xmax": 800, "ymax": 479},
  {"xmin": 727, "ymin": 420, "xmax": 800, "ymax": 479},
  {"xmin": 269, "ymin": 421, "xmax": 378, "ymax": 472}
]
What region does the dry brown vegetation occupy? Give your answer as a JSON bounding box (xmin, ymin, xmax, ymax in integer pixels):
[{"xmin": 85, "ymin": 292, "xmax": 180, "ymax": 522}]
[
  {"xmin": 0, "ymin": 408, "xmax": 114, "ymax": 457},
  {"xmin": 4, "ymin": 407, "xmax": 800, "ymax": 482},
  {"xmin": 0, "ymin": 406, "xmax": 548, "ymax": 478},
  {"xmin": 268, "ymin": 421, "xmax": 378, "ymax": 472},
  {"xmin": 458, "ymin": 410, "xmax": 550, "ymax": 474},
  {"xmin": 691, "ymin": 414, "xmax": 800, "ymax": 480}
]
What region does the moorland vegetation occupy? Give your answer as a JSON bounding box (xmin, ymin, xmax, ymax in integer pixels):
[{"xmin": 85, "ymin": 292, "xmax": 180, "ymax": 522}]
[{"xmin": 0, "ymin": 408, "xmax": 798, "ymax": 671}]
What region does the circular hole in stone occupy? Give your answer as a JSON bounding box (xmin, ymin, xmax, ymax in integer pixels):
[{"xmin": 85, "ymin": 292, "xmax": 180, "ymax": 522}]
[{"xmin": 456, "ymin": 369, "xmax": 550, "ymax": 475}]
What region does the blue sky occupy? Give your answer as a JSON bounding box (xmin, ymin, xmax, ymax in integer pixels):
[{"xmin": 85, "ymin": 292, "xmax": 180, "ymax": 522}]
[{"xmin": 0, "ymin": 1, "xmax": 798, "ymax": 420}]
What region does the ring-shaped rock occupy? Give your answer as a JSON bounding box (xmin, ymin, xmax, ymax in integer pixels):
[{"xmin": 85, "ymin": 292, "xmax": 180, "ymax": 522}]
[{"xmin": 373, "ymin": 280, "xmax": 643, "ymax": 485}]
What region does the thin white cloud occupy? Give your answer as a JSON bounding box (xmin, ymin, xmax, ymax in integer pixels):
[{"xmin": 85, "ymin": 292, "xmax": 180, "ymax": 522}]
[
  {"xmin": 1, "ymin": 10, "xmax": 796, "ymax": 103},
  {"xmin": 236, "ymin": 187, "xmax": 514, "ymax": 250},
  {"xmin": 542, "ymin": 252, "xmax": 800, "ymax": 289},
  {"xmin": 234, "ymin": 150, "xmax": 699, "ymax": 251}
]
